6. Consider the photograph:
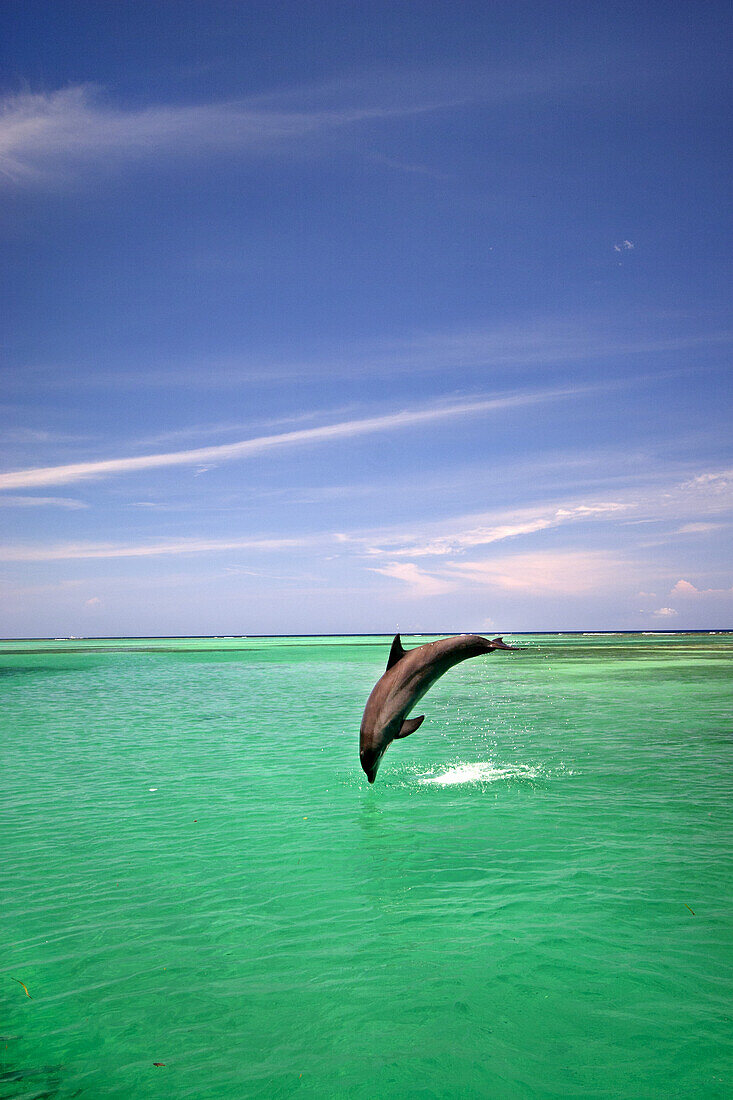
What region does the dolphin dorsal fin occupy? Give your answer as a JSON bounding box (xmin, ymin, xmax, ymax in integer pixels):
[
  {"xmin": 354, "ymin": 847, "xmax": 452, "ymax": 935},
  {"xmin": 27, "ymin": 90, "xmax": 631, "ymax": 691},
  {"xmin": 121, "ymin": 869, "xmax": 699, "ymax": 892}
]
[
  {"xmin": 386, "ymin": 633, "xmax": 407, "ymax": 671},
  {"xmin": 395, "ymin": 714, "xmax": 425, "ymax": 738}
]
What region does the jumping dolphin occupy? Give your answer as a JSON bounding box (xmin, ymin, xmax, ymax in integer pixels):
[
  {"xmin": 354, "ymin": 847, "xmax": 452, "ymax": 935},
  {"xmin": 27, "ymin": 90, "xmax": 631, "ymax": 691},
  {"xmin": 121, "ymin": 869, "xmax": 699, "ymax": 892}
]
[{"xmin": 359, "ymin": 633, "xmax": 517, "ymax": 783}]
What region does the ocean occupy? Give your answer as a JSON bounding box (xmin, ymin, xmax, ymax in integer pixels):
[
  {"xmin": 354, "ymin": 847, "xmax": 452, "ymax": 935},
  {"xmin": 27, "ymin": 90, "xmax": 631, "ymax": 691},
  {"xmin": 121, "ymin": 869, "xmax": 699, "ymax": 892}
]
[{"xmin": 2, "ymin": 632, "xmax": 731, "ymax": 1098}]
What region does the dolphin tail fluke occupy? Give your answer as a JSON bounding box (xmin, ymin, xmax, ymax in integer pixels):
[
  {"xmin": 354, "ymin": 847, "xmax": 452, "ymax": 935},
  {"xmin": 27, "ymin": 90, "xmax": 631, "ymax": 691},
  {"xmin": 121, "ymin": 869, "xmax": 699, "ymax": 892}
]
[{"xmin": 395, "ymin": 714, "xmax": 425, "ymax": 738}]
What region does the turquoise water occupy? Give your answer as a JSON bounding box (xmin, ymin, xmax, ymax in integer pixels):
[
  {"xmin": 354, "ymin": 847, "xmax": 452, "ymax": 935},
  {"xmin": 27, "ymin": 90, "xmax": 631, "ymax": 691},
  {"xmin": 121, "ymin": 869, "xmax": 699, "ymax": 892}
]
[{"xmin": 2, "ymin": 633, "xmax": 732, "ymax": 1098}]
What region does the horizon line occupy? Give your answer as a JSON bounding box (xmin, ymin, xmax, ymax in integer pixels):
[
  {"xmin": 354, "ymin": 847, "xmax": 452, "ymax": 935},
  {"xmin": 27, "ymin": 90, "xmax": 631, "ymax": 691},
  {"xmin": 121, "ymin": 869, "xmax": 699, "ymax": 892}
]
[{"xmin": 1, "ymin": 628, "xmax": 730, "ymax": 644}]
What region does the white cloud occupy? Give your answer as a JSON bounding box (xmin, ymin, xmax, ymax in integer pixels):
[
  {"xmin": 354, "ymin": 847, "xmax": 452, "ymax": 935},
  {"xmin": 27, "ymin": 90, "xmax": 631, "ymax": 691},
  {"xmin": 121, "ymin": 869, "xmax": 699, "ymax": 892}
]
[
  {"xmin": 614, "ymin": 240, "xmax": 635, "ymax": 252},
  {"xmin": 0, "ymin": 388, "xmax": 569, "ymax": 490},
  {"xmin": 679, "ymin": 470, "xmax": 733, "ymax": 494},
  {"xmin": 652, "ymin": 607, "xmax": 677, "ymax": 617},
  {"xmin": 671, "ymin": 579, "xmax": 699, "ymax": 596},
  {"xmin": 84, "ymin": 596, "xmax": 101, "ymax": 607}
]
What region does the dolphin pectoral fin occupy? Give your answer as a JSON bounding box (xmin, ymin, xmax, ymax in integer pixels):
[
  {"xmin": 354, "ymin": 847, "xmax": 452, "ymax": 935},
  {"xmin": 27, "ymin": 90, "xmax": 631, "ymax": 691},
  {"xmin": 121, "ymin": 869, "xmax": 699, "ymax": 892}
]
[
  {"xmin": 386, "ymin": 633, "xmax": 407, "ymax": 671},
  {"xmin": 490, "ymin": 636, "xmax": 518, "ymax": 650},
  {"xmin": 395, "ymin": 714, "xmax": 425, "ymax": 738}
]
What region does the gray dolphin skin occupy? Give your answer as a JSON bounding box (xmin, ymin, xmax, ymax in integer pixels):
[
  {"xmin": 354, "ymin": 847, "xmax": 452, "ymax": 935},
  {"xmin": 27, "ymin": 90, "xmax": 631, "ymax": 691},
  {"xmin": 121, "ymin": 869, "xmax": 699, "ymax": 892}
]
[{"xmin": 359, "ymin": 633, "xmax": 517, "ymax": 783}]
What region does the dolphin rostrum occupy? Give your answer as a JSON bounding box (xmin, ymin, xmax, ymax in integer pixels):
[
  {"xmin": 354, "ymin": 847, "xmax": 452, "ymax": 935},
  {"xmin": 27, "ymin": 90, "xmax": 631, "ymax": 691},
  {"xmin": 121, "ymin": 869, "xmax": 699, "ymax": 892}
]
[{"xmin": 359, "ymin": 633, "xmax": 517, "ymax": 783}]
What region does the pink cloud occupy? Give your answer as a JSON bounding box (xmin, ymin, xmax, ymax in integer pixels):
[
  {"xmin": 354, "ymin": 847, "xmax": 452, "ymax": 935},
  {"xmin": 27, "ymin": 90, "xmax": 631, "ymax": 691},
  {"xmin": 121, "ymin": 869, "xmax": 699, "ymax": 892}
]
[
  {"xmin": 445, "ymin": 549, "xmax": 630, "ymax": 595},
  {"xmin": 670, "ymin": 578, "xmax": 733, "ymax": 598},
  {"xmin": 370, "ymin": 561, "xmax": 455, "ymax": 596}
]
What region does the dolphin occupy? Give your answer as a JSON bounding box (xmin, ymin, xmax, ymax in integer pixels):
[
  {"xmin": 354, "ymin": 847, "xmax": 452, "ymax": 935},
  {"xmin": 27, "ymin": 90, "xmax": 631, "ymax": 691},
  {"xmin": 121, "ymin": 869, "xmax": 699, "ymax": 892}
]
[{"xmin": 359, "ymin": 633, "xmax": 517, "ymax": 783}]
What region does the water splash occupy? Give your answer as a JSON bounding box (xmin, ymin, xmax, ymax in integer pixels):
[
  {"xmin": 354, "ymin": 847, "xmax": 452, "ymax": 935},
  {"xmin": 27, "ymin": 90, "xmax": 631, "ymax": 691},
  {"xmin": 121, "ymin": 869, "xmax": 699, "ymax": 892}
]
[{"xmin": 420, "ymin": 761, "xmax": 540, "ymax": 786}]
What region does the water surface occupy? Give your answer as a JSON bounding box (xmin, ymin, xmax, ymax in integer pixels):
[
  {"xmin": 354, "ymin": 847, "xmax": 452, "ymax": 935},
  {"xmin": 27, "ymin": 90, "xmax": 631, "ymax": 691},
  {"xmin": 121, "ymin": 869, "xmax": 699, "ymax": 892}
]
[{"xmin": 2, "ymin": 633, "xmax": 731, "ymax": 1098}]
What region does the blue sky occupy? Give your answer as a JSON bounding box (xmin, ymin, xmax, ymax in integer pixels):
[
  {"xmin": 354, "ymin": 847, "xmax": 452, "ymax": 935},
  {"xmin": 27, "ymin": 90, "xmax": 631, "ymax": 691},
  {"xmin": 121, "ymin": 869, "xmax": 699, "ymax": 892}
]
[{"xmin": 1, "ymin": 0, "xmax": 731, "ymax": 636}]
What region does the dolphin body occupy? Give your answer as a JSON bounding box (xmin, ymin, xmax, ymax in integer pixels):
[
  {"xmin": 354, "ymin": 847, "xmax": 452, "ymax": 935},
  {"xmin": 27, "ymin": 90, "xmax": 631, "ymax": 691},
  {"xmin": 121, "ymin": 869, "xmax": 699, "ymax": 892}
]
[{"xmin": 359, "ymin": 633, "xmax": 517, "ymax": 783}]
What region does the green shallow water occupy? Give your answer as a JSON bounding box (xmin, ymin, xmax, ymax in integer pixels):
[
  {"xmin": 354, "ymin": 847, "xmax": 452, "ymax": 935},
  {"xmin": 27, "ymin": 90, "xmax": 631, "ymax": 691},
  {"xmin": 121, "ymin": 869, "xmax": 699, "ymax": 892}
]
[{"xmin": 1, "ymin": 633, "xmax": 731, "ymax": 1099}]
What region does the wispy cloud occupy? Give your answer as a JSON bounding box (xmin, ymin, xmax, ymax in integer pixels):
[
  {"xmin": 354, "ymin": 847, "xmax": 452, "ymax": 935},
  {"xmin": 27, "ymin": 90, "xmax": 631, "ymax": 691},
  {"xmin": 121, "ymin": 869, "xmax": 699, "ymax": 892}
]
[
  {"xmin": 375, "ymin": 322, "xmax": 716, "ymax": 375},
  {"xmin": 0, "ymin": 82, "xmax": 468, "ymax": 185},
  {"xmin": 0, "ymin": 60, "xmax": 601, "ymax": 186},
  {"xmin": 125, "ymin": 407, "xmax": 359, "ymax": 450},
  {"xmin": 352, "ymin": 466, "xmax": 733, "ymax": 559},
  {"xmin": 3, "ymin": 462, "xmax": 730, "ymax": 566},
  {"xmin": 0, "ymin": 578, "xmax": 84, "ymax": 598},
  {"xmin": 0, "ymin": 494, "xmax": 88, "ymax": 509},
  {"xmin": 3, "ymin": 319, "xmax": 729, "ymax": 399},
  {"xmin": 0, "ymin": 388, "xmax": 570, "ymax": 490},
  {"xmin": 675, "ymin": 522, "xmax": 726, "ymax": 535},
  {"xmin": 0, "ymin": 534, "xmax": 314, "ymax": 563},
  {"xmin": 0, "ymin": 427, "xmax": 92, "ymax": 444},
  {"xmin": 370, "ymin": 561, "xmax": 456, "ymax": 596},
  {"xmin": 445, "ymin": 550, "xmax": 630, "ymax": 594},
  {"xmin": 372, "ymin": 550, "xmax": 631, "ymax": 597},
  {"xmin": 364, "ymin": 501, "xmax": 629, "ymax": 558},
  {"xmin": 19, "ymin": 325, "xmax": 731, "ymax": 391}
]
